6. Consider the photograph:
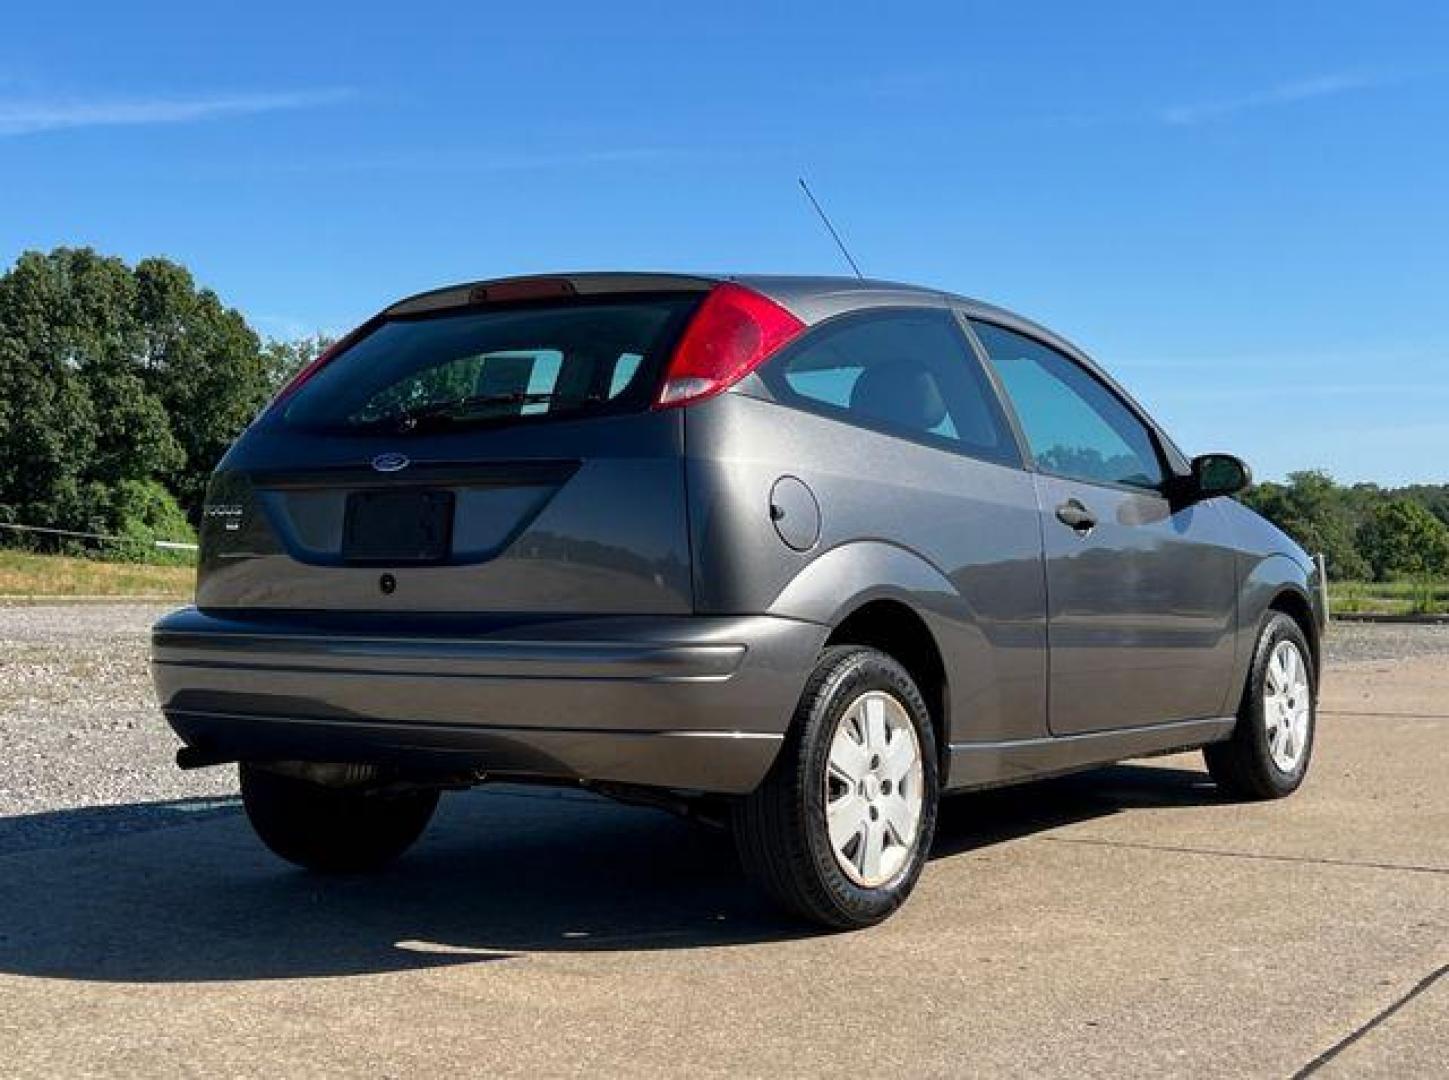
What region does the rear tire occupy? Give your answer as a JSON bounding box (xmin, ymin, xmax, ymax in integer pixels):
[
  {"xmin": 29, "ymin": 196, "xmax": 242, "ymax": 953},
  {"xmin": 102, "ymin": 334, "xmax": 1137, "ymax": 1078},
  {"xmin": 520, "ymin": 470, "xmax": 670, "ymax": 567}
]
[
  {"xmin": 733, "ymin": 646, "xmax": 939, "ymax": 930},
  {"xmin": 239, "ymin": 764, "xmax": 439, "ymax": 873},
  {"xmin": 1205, "ymin": 612, "xmax": 1316, "ymax": 800}
]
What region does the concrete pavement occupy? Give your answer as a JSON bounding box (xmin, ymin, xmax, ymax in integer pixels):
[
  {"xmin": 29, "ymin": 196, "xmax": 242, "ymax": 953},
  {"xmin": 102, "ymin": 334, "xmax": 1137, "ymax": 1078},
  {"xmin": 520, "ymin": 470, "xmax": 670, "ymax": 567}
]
[{"xmin": 1, "ymin": 653, "xmax": 1445, "ymax": 1077}]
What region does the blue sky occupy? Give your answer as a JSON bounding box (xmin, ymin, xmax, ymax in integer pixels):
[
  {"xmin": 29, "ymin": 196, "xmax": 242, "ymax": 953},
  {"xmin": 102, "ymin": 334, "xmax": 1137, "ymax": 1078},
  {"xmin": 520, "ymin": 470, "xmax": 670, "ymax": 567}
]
[{"xmin": 3, "ymin": 1, "xmax": 1447, "ymax": 483}]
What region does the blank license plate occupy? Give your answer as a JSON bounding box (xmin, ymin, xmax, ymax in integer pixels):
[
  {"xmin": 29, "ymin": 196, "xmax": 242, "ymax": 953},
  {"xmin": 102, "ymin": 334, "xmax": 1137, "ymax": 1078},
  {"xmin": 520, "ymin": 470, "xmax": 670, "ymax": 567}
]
[{"xmin": 342, "ymin": 490, "xmax": 454, "ymax": 563}]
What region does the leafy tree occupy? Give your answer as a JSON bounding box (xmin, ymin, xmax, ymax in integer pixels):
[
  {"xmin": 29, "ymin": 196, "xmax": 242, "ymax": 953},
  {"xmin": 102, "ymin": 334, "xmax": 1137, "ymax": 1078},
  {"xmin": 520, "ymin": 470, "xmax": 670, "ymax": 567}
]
[
  {"xmin": 105, "ymin": 479, "xmax": 196, "ymax": 564},
  {"xmin": 1359, "ymin": 498, "xmax": 1449, "ymax": 581},
  {"xmin": 1239, "ymin": 470, "xmax": 1371, "ymax": 580},
  {"xmin": 132, "ymin": 257, "xmax": 273, "ymax": 514},
  {"xmin": 0, "ymin": 251, "xmax": 112, "ymax": 532},
  {"xmin": 260, "ymin": 333, "xmax": 334, "ymax": 395},
  {"xmin": 1400, "ymin": 484, "xmax": 1449, "ymax": 531},
  {"xmin": 0, "ymin": 247, "xmax": 305, "ymax": 544}
]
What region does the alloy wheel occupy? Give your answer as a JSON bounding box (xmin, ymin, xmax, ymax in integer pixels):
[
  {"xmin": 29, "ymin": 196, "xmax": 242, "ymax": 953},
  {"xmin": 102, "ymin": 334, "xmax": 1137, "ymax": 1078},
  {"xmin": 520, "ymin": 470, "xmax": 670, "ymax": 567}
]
[{"xmin": 1264, "ymin": 639, "xmax": 1311, "ymax": 773}]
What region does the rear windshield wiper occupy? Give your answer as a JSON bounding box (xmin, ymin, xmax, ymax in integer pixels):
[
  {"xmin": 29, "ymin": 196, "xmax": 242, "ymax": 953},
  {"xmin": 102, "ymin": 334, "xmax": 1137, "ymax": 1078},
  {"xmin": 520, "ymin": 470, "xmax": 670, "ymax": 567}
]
[{"xmin": 359, "ymin": 391, "xmax": 603, "ymax": 433}]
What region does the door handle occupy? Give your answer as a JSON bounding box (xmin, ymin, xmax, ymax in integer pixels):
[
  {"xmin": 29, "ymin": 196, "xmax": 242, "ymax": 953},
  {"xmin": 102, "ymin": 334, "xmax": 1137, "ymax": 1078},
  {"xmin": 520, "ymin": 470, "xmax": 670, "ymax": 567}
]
[{"xmin": 1055, "ymin": 499, "xmax": 1097, "ymax": 533}]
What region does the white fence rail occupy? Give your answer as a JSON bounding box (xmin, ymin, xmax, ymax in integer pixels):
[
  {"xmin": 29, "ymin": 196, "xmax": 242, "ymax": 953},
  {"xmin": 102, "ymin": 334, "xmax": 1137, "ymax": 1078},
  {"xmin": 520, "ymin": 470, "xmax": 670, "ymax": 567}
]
[{"xmin": 0, "ymin": 521, "xmax": 198, "ymax": 553}]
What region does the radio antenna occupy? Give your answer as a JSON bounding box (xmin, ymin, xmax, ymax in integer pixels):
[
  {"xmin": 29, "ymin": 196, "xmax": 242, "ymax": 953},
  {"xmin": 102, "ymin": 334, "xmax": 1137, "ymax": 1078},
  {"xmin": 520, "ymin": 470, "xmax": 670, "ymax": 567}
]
[{"xmin": 798, "ymin": 177, "xmax": 864, "ymax": 279}]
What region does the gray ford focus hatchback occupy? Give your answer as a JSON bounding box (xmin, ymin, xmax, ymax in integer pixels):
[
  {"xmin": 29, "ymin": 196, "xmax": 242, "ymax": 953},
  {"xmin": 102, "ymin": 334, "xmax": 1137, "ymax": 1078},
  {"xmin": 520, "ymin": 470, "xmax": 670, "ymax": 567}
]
[{"xmin": 152, "ymin": 273, "xmax": 1324, "ymax": 928}]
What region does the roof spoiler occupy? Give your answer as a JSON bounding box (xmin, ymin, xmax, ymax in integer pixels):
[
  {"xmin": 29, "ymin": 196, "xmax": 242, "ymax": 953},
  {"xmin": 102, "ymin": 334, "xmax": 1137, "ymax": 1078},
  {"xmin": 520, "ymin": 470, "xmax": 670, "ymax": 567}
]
[{"xmin": 384, "ymin": 272, "xmax": 717, "ymax": 318}]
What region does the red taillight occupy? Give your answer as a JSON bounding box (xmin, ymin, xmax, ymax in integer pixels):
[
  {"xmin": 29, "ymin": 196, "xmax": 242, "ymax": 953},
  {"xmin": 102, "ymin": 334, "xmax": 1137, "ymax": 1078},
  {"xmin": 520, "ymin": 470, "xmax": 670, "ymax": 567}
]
[{"xmin": 656, "ymin": 283, "xmax": 805, "ymax": 408}]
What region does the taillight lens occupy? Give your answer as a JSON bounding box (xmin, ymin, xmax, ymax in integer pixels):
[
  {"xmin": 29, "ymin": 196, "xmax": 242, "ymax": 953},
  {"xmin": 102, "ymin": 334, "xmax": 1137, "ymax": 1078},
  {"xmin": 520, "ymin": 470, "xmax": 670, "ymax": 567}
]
[{"xmin": 656, "ymin": 283, "xmax": 805, "ymax": 408}]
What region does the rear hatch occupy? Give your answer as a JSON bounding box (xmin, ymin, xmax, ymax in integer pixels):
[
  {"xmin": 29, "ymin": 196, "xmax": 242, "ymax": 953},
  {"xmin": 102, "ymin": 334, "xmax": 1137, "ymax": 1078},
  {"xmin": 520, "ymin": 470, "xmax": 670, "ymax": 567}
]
[{"xmin": 197, "ymin": 278, "xmax": 709, "ymax": 616}]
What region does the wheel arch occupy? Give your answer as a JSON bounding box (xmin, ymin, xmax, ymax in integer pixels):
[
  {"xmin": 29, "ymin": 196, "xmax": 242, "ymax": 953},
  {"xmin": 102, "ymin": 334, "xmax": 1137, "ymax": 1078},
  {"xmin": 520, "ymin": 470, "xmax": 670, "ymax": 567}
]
[
  {"xmin": 822, "ymin": 597, "xmax": 951, "ymax": 775},
  {"xmin": 766, "ymin": 540, "xmax": 968, "ymax": 778},
  {"xmin": 1267, "ymin": 586, "xmax": 1322, "ymax": 686},
  {"xmin": 1232, "ymin": 553, "xmax": 1323, "ymax": 709}
]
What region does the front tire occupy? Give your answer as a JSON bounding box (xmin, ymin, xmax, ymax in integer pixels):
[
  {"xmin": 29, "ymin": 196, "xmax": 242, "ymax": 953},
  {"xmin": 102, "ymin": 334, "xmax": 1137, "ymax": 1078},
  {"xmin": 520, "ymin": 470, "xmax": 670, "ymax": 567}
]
[
  {"xmin": 733, "ymin": 646, "xmax": 939, "ymax": 929},
  {"xmin": 1205, "ymin": 612, "xmax": 1316, "ymax": 800},
  {"xmin": 239, "ymin": 764, "xmax": 439, "ymax": 873}
]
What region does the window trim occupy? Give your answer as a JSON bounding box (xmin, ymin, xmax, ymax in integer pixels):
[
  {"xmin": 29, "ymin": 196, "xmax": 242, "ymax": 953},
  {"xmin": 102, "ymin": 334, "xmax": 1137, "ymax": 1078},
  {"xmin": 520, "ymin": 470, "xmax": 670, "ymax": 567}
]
[
  {"xmin": 962, "ymin": 315, "xmax": 1176, "ymax": 498},
  {"xmin": 753, "ymin": 306, "xmax": 1027, "ymax": 470}
]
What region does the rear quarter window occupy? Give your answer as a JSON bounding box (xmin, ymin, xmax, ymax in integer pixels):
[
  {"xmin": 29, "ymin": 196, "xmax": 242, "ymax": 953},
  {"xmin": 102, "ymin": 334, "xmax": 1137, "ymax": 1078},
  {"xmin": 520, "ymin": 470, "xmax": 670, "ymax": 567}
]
[{"xmin": 759, "ymin": 308, "xmax": 1019, "ymax": 467}]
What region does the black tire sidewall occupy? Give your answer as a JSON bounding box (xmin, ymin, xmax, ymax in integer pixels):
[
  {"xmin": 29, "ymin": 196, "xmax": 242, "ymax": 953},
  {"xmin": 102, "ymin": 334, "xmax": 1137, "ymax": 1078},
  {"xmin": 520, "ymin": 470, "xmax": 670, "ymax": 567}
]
[{"xmin": 1240, "ymin": 613, "xmax": 1316, "ymax": 795}]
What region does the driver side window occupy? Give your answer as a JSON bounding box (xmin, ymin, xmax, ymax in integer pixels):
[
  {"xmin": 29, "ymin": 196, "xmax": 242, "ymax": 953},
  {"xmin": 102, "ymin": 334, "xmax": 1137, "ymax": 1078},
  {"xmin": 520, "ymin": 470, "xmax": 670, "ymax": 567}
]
[{"xmin": 971, "ymin": 321, "xmax": 1165, "ymax": 490}]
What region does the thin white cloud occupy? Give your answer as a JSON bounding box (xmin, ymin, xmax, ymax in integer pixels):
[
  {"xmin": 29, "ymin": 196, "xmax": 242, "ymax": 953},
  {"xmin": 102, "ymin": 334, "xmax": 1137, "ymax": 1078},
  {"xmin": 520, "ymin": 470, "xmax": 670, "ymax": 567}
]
[
  {"xmin": 254, "ymin": 146, "xmax": 680, "ymax": 176},
  {"xmin": 0, "ymin": 88, "xmax": 353, "ymax": 137},
  {"xmin": 1160, "ymin": 72, "xmax": 1391, "ymax": 126}
]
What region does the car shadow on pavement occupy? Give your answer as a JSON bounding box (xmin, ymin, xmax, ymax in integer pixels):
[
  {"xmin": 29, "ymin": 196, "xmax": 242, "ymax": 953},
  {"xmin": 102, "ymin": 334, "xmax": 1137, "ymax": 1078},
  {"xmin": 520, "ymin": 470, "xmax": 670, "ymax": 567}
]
[
  {"xmin": 0, "ymin": 763, "xmax": 1222, "ymax": 984},
  {"xmin": 933, "ymin": 761, "xmax": 1224, "ymax": 858}
]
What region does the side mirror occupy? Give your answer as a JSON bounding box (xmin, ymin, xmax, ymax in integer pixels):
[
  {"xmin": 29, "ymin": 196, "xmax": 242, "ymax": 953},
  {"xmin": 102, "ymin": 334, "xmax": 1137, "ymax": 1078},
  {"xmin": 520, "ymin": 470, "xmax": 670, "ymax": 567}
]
[{"xmin": 1186, "ymin": 453, "xmax": 1252, "ymax": 501}]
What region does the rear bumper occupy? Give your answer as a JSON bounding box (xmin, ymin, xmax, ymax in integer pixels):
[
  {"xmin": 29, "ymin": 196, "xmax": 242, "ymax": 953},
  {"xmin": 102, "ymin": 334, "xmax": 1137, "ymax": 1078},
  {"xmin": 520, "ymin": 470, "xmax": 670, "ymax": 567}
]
[{"xmin": 151, "ymin": 608, "xmax": 826, "ymax": 794}]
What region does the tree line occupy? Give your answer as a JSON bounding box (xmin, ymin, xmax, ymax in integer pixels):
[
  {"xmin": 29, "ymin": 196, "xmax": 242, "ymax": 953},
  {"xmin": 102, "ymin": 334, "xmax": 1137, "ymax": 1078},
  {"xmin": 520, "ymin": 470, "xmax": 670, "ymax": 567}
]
[
  {"xmin": 0, "ymin": 247, "xmax": 1444, "ymax": 579},
  {"xmin": 0, "ymin": 248, "xmax": 324, "ymax": 552},
  {"xmin": 1239, "ymin": 472, "xmax": 1449, "ymax": 582}
]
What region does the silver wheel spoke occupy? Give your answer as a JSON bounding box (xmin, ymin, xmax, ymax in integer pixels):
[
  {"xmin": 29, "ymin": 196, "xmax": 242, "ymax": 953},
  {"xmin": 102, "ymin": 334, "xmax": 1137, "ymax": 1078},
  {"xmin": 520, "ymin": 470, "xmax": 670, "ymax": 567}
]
[
  {"xmin": 1268, "ymin": 653, "xmax": 1288, "ymax": 695},
  {"xmin": 880, "ymin": 729, "xmax": 916, "ymax": 783},
  {"xmin": 863, "ymin": 695, "xmax": 888, "ymax": 755},
  {"xmin": 857, "ymin": 820, "xmax": 884, "ymax": 881},
  {"xmin": 881, "ymin": 791, "xmax": 917, "ymax": 845},
  {"xmin": 829, "ymin": 726, "xmax": 869, "ymax": 784},
  {"xmin": 827, "ymin": 791, "xmax": 866, "ymax": 853}
]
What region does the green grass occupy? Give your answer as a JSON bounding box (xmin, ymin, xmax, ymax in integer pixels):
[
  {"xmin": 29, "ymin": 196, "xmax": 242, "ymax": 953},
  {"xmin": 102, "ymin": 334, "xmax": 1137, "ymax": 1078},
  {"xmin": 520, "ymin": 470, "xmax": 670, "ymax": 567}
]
[
  {"xmin": 1329, "ymin": 579, "xmax": 1449, "ymax": 616},
  {"xmin": 0, "ymin": 550, "xmax": 194, "ymax": 598}
]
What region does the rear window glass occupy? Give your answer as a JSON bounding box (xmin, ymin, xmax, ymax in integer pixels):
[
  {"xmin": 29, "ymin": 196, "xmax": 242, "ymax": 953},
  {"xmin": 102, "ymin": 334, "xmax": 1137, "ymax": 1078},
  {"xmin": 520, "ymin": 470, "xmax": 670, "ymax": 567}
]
[{"xmin": 280, "ymin": 296, "xmax": 699, "ymax": 434}]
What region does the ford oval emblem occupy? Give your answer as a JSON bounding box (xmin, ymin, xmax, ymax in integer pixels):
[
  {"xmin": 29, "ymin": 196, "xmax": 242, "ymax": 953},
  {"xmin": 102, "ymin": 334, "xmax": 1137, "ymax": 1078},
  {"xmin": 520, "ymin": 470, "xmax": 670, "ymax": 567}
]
[{"xmin": 371, "ymin": 452, "xmax": 411, "ymax": 473}]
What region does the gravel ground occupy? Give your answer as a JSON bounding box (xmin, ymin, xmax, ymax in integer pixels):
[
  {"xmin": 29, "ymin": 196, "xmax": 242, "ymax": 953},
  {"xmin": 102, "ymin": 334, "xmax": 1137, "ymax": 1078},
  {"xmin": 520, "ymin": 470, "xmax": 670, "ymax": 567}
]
[
  {"xmin": 1320, "ymin": 619, "xmax": 1449, "ymax": 663},
  {"xmin": 0, "ymin": 603, "xmax": 231, "ymax": 818},
  {"xmin": 1, "ymin": 603, "xmax": 1446, "ymax": 820}
]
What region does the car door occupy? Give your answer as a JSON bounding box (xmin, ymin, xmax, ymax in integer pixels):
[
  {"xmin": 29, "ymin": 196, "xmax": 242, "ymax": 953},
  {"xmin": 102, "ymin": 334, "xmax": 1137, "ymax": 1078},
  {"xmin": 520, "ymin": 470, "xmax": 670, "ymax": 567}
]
[{"xmin": 969, "ymin": 319, "xmax": 1238, "ymax": 735}]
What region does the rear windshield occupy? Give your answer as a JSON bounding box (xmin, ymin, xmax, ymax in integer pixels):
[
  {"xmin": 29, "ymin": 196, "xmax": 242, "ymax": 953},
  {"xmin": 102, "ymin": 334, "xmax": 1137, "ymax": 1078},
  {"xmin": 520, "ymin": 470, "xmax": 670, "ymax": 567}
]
[{"xmin": 280, "ymin": 295, "xmax": 700, "ymax": 434}]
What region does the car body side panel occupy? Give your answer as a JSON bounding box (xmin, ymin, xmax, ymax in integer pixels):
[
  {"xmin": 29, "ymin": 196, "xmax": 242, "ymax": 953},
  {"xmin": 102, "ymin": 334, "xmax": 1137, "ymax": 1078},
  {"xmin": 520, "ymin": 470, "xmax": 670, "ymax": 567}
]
[
  {"xmin": 1217, "ymin": 499, "xmax": 1323, "ymax": 708},
  {"xmin": 684, "ymin": 392, "xmax": 1049, "ymax": 748}
]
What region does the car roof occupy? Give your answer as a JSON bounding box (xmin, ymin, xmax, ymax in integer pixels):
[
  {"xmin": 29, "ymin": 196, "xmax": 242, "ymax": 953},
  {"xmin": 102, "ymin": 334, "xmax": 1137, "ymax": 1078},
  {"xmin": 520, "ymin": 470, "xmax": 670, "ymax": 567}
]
[
  {"xmin": 384, "ymin": 271, "xmax": 1081, "ymax": 362},
  {"xmin": 380, "ymin": 270, "xmax": 1189, "ymax": 471},
  {"xmin": 731, "ymin": 275, "xmax": 1079, "ymax": 355}
]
